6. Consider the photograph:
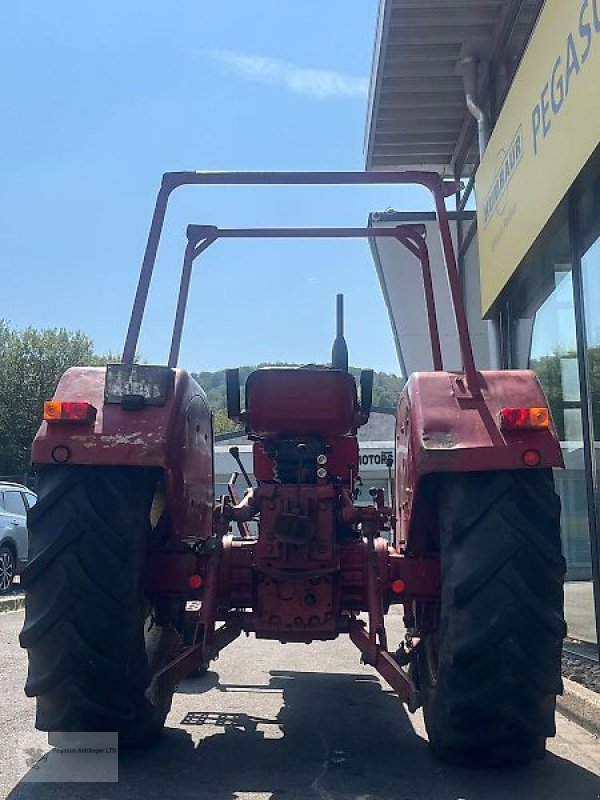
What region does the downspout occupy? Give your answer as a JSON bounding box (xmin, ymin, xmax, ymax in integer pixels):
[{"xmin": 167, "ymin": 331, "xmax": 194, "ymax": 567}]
[
  {"xmin": 460, "ymin": 55, "xmax": 489, "ymax": 157},
  {"xmin": 459, "ymin": 55, "xmax": 502, "ymax": 369}
]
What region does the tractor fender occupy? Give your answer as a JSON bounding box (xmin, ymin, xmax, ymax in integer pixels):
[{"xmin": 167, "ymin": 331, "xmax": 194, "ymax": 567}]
[
  {"xmin": 395, "ymin": 369, "xmax": 563, "ymax": 548},
  {"xmin": 31, "ymin": 366, "xmax": 214, "ymax": 541}
]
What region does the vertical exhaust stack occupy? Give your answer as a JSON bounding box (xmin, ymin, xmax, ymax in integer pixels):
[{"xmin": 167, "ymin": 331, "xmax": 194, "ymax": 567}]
[{"xmin": 331, "ymin": 293, "xmax": 349, "ymax": 372}]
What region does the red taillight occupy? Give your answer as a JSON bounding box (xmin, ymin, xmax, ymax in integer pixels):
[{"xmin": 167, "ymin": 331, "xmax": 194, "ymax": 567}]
[
  {"xmin": 43, "ymin": 401, "xmax": 96, "ymax": 424},
  {"xmin": 523, "ymin": 449, "xmax": 542, "ymax": 467},
  {"xmin": 188, "ymin": 574, "xmax": 203, "ymax": 589},
  {"xmin": 499, "ymin": 407, "xmax": 550, "ymax": 430},
  {"xmin": 391, "ymin": 579, "xmax": 406, "ymax": 594}
]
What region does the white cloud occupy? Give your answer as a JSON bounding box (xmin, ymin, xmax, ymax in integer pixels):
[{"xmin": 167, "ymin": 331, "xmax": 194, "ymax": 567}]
[{"xmin": 204, "ymin": 49, "xmax": 368, "ymax": 100}]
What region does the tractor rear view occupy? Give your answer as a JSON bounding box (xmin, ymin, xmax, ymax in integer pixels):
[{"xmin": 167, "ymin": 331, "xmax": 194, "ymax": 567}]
[{"xmin": 20, "ymin": 171, "xmax": 566, "ymax": 766}]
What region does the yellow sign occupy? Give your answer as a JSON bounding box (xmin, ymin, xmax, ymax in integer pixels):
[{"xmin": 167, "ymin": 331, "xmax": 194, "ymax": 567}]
[{"xmin": 476, "ymin": 0, "xmax": 600, "ymax": 314}]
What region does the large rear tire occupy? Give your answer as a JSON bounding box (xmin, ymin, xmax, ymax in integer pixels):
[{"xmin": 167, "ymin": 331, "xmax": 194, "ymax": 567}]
[
  {"xmin": 20, "ymin": 465, "xmax": 181, "ymax": 747},
  {"xmin": 418, "ymin": 469, "xmax": 566, "ymax": 767}
]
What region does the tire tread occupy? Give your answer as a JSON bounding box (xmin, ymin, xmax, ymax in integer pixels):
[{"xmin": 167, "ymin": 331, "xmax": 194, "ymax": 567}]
[
  {"xmin": 20, "ymin": 465, "xmax": 176, "ymax": 746},
  {"xmin": 420, "ymin": 469, "xmax": 565, "ymax": 767}
]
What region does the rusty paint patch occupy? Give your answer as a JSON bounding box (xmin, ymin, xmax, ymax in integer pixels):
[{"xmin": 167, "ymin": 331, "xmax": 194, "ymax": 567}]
[{"xmin": 421, "ymin": 431, "xmax": 458, "ymax": 450}]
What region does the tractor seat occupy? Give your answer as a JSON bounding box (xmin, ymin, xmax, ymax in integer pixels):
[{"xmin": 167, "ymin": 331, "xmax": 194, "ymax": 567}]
[{"xmin": 244, "ymin": 368, "xmax": 358, "ymax": 438}]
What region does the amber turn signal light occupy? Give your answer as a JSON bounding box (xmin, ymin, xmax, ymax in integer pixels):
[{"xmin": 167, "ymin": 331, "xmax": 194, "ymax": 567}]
[
  {"xmin": 499, "ymin": 407, "xmax": 550, "ymax": 430},
  {"xmin": 43, "ymin": 401, "xmax": 97, "ymax": 424}
]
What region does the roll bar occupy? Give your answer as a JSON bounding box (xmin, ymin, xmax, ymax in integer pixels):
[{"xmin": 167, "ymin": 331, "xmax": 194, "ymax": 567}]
[{"xmin": 121, "ymin": 171, "xmax": 477, "ymax": 390}]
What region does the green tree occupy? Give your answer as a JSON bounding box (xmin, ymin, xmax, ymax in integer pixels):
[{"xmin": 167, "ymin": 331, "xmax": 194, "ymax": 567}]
[
  {"xmin": 529, "ymin": 352, "xmax": 567, "ymax": 440},
  {"xmin": 212, "ymin": 408, "xmax": 242, "ymax": 436},
  {"xmin": 530, "ymin": 346, "xmax": 600, "ymax": 441},
  {"xmin": 0, "ymin": 321, "xmax": 102, "ymax": 474}
]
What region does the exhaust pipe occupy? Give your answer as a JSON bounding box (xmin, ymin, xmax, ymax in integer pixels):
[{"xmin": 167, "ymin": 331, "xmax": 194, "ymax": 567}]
[{"xmin": 332, "ymin": 293, "xmax": 349, "ymax": 372}]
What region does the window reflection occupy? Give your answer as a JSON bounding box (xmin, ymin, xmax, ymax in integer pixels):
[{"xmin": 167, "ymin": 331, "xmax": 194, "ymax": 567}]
[
  {"xmin": 578, "ymin": 174, "xmax": 600, "ymax": 649},
  {"xmin": 509, "ymin": 215, "xmax": 597, "ymax": 647}
]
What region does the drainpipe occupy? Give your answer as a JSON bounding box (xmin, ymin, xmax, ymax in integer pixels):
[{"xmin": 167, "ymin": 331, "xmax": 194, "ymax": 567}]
[
  {"xmin": 460, "ymin": 55, "xmax": 489, "ymax": 158},
  {"xmin": 459, "ymin": 55, "xmax": 502, "ymax": 369}
]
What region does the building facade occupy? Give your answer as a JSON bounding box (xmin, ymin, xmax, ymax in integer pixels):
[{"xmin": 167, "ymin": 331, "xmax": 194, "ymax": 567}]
[{"xmin": 367, "ymin": 0, "xmax": 600, "ymax": 658}]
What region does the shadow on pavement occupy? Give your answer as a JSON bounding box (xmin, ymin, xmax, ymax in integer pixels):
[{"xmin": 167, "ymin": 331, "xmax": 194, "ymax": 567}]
[
  {"xmin": 7, "ymin": 669, "xmax": 600, "ymax": 800},
  {"xmin": 173, "ymin": 669, "xmax": 220, "ymax": 695}
]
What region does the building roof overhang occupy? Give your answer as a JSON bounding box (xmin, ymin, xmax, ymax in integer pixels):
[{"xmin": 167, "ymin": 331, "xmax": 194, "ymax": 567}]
[{"xmin": 365, "ymin": 0, "xmax": 544, "ymax": 175}]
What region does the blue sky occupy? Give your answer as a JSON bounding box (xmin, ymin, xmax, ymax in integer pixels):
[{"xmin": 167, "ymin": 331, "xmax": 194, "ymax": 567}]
[{"xmin": 2, "ymin": 1, "xmax": 435, "ymax": 375}]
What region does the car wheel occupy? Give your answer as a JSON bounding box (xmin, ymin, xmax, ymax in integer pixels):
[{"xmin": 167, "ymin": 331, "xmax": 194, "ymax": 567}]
[{"xmin": 0, "ymin": 546, "xmax": 16, "ymax": 595}]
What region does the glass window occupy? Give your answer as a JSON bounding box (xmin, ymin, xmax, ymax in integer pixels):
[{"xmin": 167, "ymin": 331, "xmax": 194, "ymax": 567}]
[
  {"xmin": 509, "ymin": 213, "xmax": 597, "ymax": 648},
  {"xmin": 23, "ymin": 493, "xmax": 37, "ymax": 509},
  {"xmin": 577, "ymin": 172, "xmax": 600, "ymax": 651},
  {"xmin": 4, "ymin": 491, "xmax": 27, "ymax": 516}
]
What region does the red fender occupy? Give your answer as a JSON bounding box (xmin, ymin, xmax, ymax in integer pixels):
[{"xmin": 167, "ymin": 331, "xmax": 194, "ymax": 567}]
[
  {"xmin": 395, "ymin": 369, "xmax": 563, "ymax": 549},
  {"xmin": 31, "ymin": 366, "xmax": 214, "ymax": 542}
]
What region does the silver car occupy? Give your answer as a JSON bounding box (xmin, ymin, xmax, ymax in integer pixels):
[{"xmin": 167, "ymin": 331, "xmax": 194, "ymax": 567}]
[{"xmin": 0, "ymin": 482, "xmax": 36, "ymax": 594}]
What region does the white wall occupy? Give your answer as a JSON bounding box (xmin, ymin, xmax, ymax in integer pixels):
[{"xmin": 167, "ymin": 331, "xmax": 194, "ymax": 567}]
[
  {"xmin": 461, "ymin": 230, "xmax": 493, "ymax": 369},
  {"xmin": 369, "ymin": 213, "xmax": 491, "ymax": 375}
]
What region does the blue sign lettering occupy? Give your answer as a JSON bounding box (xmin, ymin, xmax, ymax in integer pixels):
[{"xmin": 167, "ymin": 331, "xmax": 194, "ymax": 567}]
[
  {"xmin": 580, "ymin": 1, "xmax": 592, "ymax": 63},
  {"xmin": 550, "ymin": 56, "xmax": 564, "ymax": 113},
  {"xmin": 566, "ymin": 32, "xmax": 581, "ymax": 93},
  {"xmin": 483, "ymin": 127, "xmax": 523, "ymax": 225},
  {"xmin": 532, "ymin": 0, "xmax": 596, "ymax": 155},
  {"xmin": 593, "ymin": 0, "xmax": 600, "ymax": 32}
]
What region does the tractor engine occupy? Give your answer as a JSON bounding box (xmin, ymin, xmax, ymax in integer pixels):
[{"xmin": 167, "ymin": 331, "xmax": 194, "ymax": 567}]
[{"xmin": 218, "ymin": 364, "xmax": 376, "ymax": 642}]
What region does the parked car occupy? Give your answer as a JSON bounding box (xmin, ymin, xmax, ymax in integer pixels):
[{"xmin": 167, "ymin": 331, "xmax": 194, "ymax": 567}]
[{"xmin": 0, "ymin": 482, "xmax": 36, "ymax": 594}]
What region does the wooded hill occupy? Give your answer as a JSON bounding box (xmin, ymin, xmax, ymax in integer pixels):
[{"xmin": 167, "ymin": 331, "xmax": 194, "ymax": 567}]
[{"xmin": 0, "ymin": 316, "xmax": 405, "ymax": 474}]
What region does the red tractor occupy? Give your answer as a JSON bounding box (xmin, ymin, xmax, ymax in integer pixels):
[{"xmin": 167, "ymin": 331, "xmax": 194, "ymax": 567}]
[{"xmin": 20, "ymin": 171, "xmax": 565, "ymax": 766}]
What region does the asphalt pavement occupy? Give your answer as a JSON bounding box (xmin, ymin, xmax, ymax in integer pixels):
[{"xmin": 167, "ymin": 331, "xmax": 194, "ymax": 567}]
[{"xmin": 1, "ymin": 607, "xmax": 599, "ymax": 800}]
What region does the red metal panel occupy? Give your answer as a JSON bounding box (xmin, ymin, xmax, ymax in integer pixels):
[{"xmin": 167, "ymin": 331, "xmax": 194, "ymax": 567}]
[
  {"xmin": 386, "ymin": 552, "xmax": 440, "ymax": 600},
  {"xmin": 252, "ymin": 441, "xmax": 274, "ymax": 482},
  {"xmin": 245, "ymin": 369, "xmax": 358, "ymax": 437},
  {"xmin": 326, "ymin": 436, "xmax": 359, "ymax": 484},
  {"xmin": 31, "ymin": 366, "xmax": 214, "ymax": 542},
  {"xmin": 209, "ymin": 536, "xmax": 439, "ymax": 614},
  {"xmin": 395, "ymin": 369, "xmax": 563, "ymax": 548},
  {"xmin": 238, "ymin": 482, "xmax": 340, "ymax": 640},
  {"xmin": 169, "ymin": 391, "xmax": 214, "ymax": 541},
  {"xmin": 253, "ymin": 483, "xmax": 338, "ymax": 570}
]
